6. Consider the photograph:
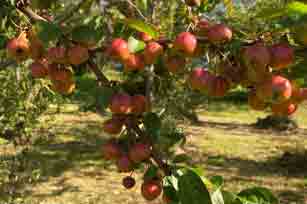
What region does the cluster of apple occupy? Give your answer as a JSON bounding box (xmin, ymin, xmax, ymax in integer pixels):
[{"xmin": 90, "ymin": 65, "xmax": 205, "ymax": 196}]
[
  {"xmin": 5, "ymin": 29, "xmax": 91, "ymax": 95},
  {"xmin": 102, "ymin": 93, "xmax": 166, "ymax": 201}
]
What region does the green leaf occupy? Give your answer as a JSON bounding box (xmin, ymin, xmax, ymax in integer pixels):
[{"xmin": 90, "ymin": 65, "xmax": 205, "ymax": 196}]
[
  {"xmin": 238, "ymin": 187, "xmax": 278, "ymax": 204},
  {"xmin": 127, "ymin": 36, "xmax": 146, "ymax": 53},
  {"xmin": 124, "ymin": 19, "xmax": 159, "ymax": 39},
  {"xmin": 223, "ymin": 0, "xmax": 234, "ymax": 16},
  {"xmin": 96, "ymin": 86, "xmax": 115, "ymax": 110},
  {"xmin": 210, "ymin": 176, "xmax": 224, "ymax": 189},
  {"xmin": 178, "ymin": 169, "xmax": 212, "ymax": 204},
  {"xmin": 173, "ymin": 154, "xmax": 192, "ymax": 163},
  {"xmin": 163, "ymin": 186, "xmax": 180, "ymax": 203},
  {"xmin": 34, "ymin": 20, "xmax": 62, "ymax": 47},
  {"xmin": 212, "ymin": 189, "xmax": 224, "ymax": 204},
  {"xmin": 71, "ymin": 25, "xmax": 102, "ymax": 45},
  {"xmin": 287, "ymin": 1, "xmax": 307, "ymax": 16},
  {"xmin": 143, "ymin": 165, "xmax": 159, "ymax": 181},
  {"xmin": 0, "ymin": 35, "xmax": 7, "ymax": 49},
  {"xmin": 222, "ymin": 191, "xmax": 238, "ymax": 204},
  {"xmin": 144, "ymin": 112, "xmax": 161, "ymax": 140}
]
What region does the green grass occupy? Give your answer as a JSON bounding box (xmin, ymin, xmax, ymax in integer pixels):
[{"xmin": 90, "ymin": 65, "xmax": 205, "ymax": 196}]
[{"xmin": 1, "ymin": 101, "xmax": 307, "ymax": 204}]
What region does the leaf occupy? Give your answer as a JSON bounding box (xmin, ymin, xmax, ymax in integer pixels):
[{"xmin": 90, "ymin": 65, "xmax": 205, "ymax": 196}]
[
  {"xmin": 222, "ymin": 191, "xmax": 238, "ymax": 204},
  {"xmin": 287, "ymin": 1, "xmax": 307, "ymax": 16},
  {"xmin": 212, "ymin": 189, "xmax": 224, "ymax": 204},
  {"xmin": 124, "ymin": 19, "xmax": 159, "ymax": 39},
  {"xmin": 71, "ymin": 25, "xmax": 102, "ymax": 45},
  {"xmin": 210, "ymin": 176, "xmax": 224, "ymax": 189},
  {"xmin": 178, "ymin": 169, "xmax": 213, "ymax": 204},
  {"xmin": 223, "ymin": 0, "xmax": 234, "ymax": 16},
  {"xmin": 143, "ymin": 165, "xmax": 159, "ymax": 181},
  {"xmin": 96, "ymin": 86, "xmax": 114, "ymax": 110},
  {"xmin": 143, "ymin": 112, "xmax": 161, "ymax": 140},
  {"xmin": 34, "ymin": 20, "xmax": 62, "ymax": 47},
  {"xmin": 127, "ymin": 36, "xmax": 146, "ymax": 53},
  {"xmin": 238, "ymin": 187, "xmax": 278, "ymax": 204},
  {"xmin": 0, "ymin": 35, "xmax": 7, "ymax": 49},
  {"xmin": 173, "ymin": 154, "xmax": 192, "ymax": 163},
  {"xmin": 163, "ymin": 186, "xmax": 180, "ymax": 203}
]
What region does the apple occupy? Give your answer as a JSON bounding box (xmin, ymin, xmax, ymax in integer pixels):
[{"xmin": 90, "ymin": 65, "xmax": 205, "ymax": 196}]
[
  {"xmin": 269, "ymin": 43, "xmax": 294, "ymax": 70},
  {"xmin": 68, "ymin": 45, "xmax": 89, "ymax": 65},
  {"xmin": 123, "ymin": 54, "xmax": 145, "ymax": 72},
  {"xmin": 47, "ymin": 46, "xmax": 68, "ymax": 64},
  {"xmin": 207, "ymin": 76, "xmax": 230, "ymax": 97},
  {"xmin": 128, "ymin": 143, "xmax": 151, "ymax": 163},
  {"xmin": 165, "ymin": 57, "xmax": 186, "ymax": 73},
  {"xmin": 122, "ymin": 176, "xmax": 136, "ymax": 189},
  {"xmin": 174, "ymin": 32, "xmax": 197, "ymax": 55},
  {"xmin": 48, "ymin": 64, "xmax": 73, "ymax": 82},
  {"xmin": 188, "ymin": 67, "xmax": 213, "ymax": 92},
  {"xmin": 116, "ymin": 155, "xmax": 133, "ymax": 173},
  {"xmin": 144, "ymin": 42, "xmax": 163, "ymax": 65},
  {"xmin": 207, "ymin": 24, "xmax": 232, "ymax": 43},
  {"xmin": 102, "ymin": 140, "xmax": 122, "ymax": 160},
  {"xmin": 109, "ymin": 93, "xmax": 133, "ymax": 114},
  {"xmin": 131, "ymin": 95, "xmax": 147, "ymax": 115},
  {"xmin": 271, "ymin": 101, "xmax": 298, "ymax": 116},
  {"xmin": 108, "ymin": 38, "xmax": 130, "ymax": 61},
  {"xmin": 29, "ymin": 59, "xmax": 49, "ymax": 78},
  {"xmin": 102, "ymin": 118, "xmax": 124, "ymax": 135},
  {"xmin": 6, "ymin": 33, "xmax": 30, "ymax": 61},
  {"xmin": 51, "ymin": 79, "xmax": 76, "ymax": 95},
  {"xmin": 141, "ymin": 180, "xmax": 162, "ymax": 201},
  {"xmin": 139, "ymin": 32, "xmax": 153, "ymax": 42}
]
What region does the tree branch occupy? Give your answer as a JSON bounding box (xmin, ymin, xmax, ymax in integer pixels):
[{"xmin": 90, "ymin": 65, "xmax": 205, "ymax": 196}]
[
  {"xmin": 15, "ymin": 0, "xmax": 48, "ymax": 23},
  {"xmin": 87, "ymin": 59, "xmax": 110, "ymax": 87}
]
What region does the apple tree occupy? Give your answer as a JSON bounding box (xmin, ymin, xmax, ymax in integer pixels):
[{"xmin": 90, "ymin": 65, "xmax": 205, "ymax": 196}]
[{"xmin": 2, "ymin": 0, "xmax": 307, "ymax": 203}]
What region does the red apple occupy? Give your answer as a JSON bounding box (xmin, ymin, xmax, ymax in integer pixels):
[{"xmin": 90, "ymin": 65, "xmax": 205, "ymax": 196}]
[
  {"xmin": 174, "ymin": 32, "xmax": 197, "ymax": 55},
  {"xmin": 141, "ymin": 180, "xmax": 162, "ymax": 201},
  {"xmin": 6, "ymin": 33, "xmax": 30, "ymax": 61},
  {"xmin": 109, "ymin": 93, "xmax": 132, "ymax": 114},
  {"xmin": 102, "ymin": 118, "xmax": 124, "ymax": 135},
  {"xmin": 188, "ymin": 67, "xmax": 213, "ymax": 92},
  {"xmin": 139, "ymin": 32, "xmax": 153, "ymax": 42},
  {"xmin": 116, "ymin": 155, "xmax": 133, "ymax": 173},
  {"xmin": 108, "ymin": 38, "xmax": 130, "ymax": 61},
  {"xmin": 123, "ymin": 54, "xmax": 145, "ymax": 72},
  {"xmin": 47, "ymin": 46, "xmax": 68, "ymax": 64},
  {"xmin": 269, "ymin": 43, "xmax": 294, "ymax": 70},
  {"xmin": 102, "ymin": 140, "xmax": 122, "ymax": 160},
  {"xmin": 131, "ymin": 95, "xmax": 147, "ymax": 115},
  {"xmin": 144, "ymin": 42, "xmax": 163, "ymax": 64},
  {"xmin": 128, "ymin": 143, "xmax": 151, "ymax": 163},
  {"xmin": 122, "ymin": 176, "xmax": 136, "ymax": 189},
  {"xmin": 271, "ymin": 101, "xmax": 298, "ymax": 116},
  {"xmin": 29, "ymin": 59, "xmax": 49, "ymax": 78},
  {"xmin": 48, "ymin": 64, "xmax": 73, "ymax": 82},
  {"xmin": 207, "ymin": 24, "xmax": 232, "ymax": 43},
  {"xmin": 242, "ymin": 43, "xmax": 271, "ymax": 69},
  {"xmin": 68, "ymin": 45, "xmax": 89, "ymax": 65},
  {"xmin": 256, "ymin": 75, "xmax": 292, "ymax": 104},
  {"xmin": 51, "ymin": 79, "xmax": 76, "ymax": 95}
]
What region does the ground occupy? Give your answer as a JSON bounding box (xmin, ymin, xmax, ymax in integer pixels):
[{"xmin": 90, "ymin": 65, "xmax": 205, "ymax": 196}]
[{"xmin": 1, "ymin": 102, "xmax": 307, "ymax": 204}]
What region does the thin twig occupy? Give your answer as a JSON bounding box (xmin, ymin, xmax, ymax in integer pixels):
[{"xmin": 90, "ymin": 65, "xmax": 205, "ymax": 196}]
[
  {"xmin": 87, "ymin": 59, "xmax": 110, "ymax": 87},
  {"xmin": 124, "ymin": 0, "xmax": 147, "ymax": 21}
]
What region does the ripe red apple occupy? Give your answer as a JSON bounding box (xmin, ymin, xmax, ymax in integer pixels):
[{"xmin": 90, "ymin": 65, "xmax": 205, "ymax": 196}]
[
  {"xmin": 269, "ymin": 43, "xmax": 294, "ymax": 70},
  {"xmin": 128, "ymin": 143, "xmax": 151, "ymax": 163},
  {"xmin": 29, "ymin": 60, "xmax": 49, "ymax": 78},
  {"xmin": 131, "ymin": 95, "xmax": 146, "ymax": 115},
  {"xmin": 28, "ymin": 30, "xmax": 44, "ymax": 60},
  {"xmin": 109, "ymin": 93, "xmax": 132, "ymax": 114},
  {"xmin": 47, "ymin": 46, "xmax": 68, "ymax": 64},
  {"xmin": 68, "ymin": 45, "xmax": 89, "ymax": 65},
  {"xmin": 122, "ymin": 176, "xmax": 136, "ymax": 189},
  {"xmin": 123, "ymin": 54, "xmax": 145, "ymax": 72},
  {"xmin": 141, "ymin": 180, "xmax": 162, "ymax": 201},
  {"xmin": 174, "ymin": 32, "xmax": 197, "ymax": 55},
  {"xmin": 242, "ymin": 43, "xmax": 271, "ymax": 69},
  {"xmin": 108, "ymin": 38, "xmax": 130, "ymax": 61},
  {"xmin": 188, "ymin": 67, "xmax": 213, "ymax": 92},
  {"xmin": 197, "ymin": 19, "xmax": 210, "ymax": 35},
  {"xmin": 185, "ymin": 0, "xmax": 201, "ymax": 7},
  {"xmin": 102, "ymin": 118, "xmax": 123, "ymax": 135},
  {"xmin": 271, "ymin": 101, "xmax": 298, "ymax": 116},
  {"xmin": 102, "ymin": 140, "xmax": 122, "ymax": 160},
  {"xmin": 139, "ymin": 32, "xmax": 153, "ymax": 42},
  {"xmin": 218, "ymin": 63, "xmax": 246, "ymax": 85},
  {"xmin": 206, "ymin": 24, "xmax": 232, "ymax": 43},
  {"xmin": 165, "ymin": 57, "xmax": 186, "ymax": 73},
  {"xmin": 6, "ymin": 33, "xmax": 30, "ymax": 61},
  {"xmin": 51, "ymin": 79, "xmax": 76, "ymax": 95},
  {"xmin": 207, "ymin": 76, "xmax": 230, "ymax": 97},
  {"xmin": 144, "ymin": 42, "xmax": 163, "ymax": 64},
  {"xmin": 256, "ymin": 75, "xmax": 292, "ymax": 104},
  {"xmin": 248, "ymin": 89, "xmax": 267, "ymax": 111},
  {"xmin": 116, "ymin": 155, "xmax": 133, "ymax": 173},
  {"xmin": 48, "ymin": 64, "xmax": 73, "ymax": 82}
]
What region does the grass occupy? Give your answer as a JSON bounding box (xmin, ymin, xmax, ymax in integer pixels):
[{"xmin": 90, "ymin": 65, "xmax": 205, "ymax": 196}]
[{"xmin": 1, "ymin": 98, "xmax": 307, "ymax": 204}]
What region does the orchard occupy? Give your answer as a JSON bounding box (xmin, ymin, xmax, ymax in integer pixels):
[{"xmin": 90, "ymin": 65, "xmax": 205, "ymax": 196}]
[{"xmin": 1, "ymin": 0, "xmax": 307, "ymax": 204}]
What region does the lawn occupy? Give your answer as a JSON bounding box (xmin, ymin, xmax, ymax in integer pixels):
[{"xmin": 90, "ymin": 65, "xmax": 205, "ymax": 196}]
[{"xmin": 1, "ymin": 102, "xmax": 307, "ymax": 204}]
